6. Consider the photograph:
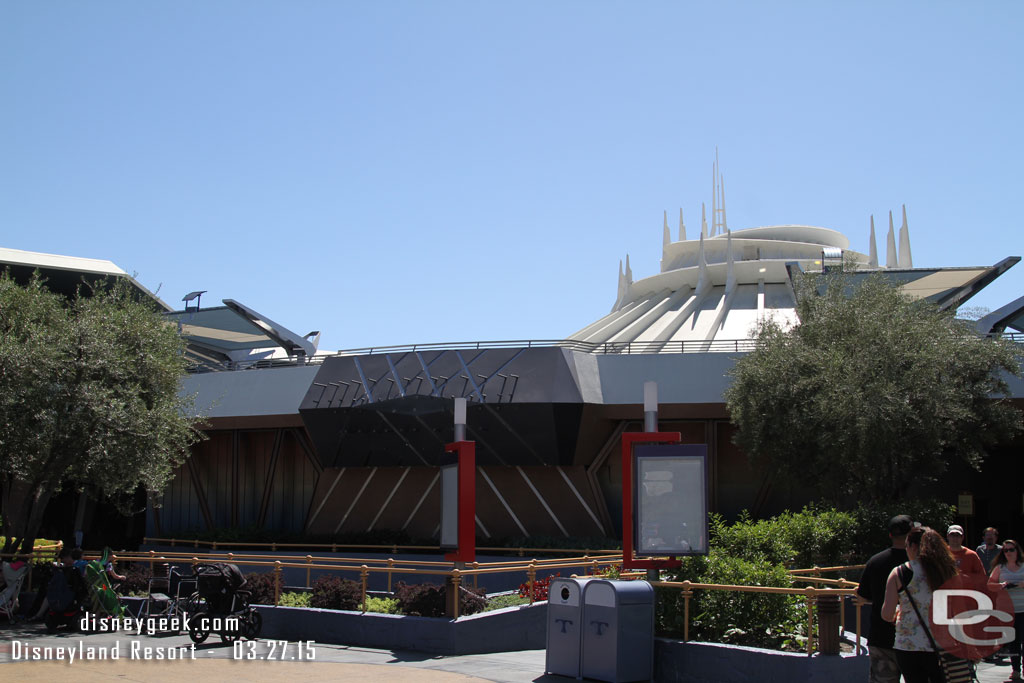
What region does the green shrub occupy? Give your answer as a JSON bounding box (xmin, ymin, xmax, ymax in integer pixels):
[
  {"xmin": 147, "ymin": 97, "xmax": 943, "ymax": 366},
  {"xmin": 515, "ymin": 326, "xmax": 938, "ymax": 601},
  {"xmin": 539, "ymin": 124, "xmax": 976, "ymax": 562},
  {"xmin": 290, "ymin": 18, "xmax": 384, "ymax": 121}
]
[
  {"xmin": 774, "ymin": 505, "xmax": 858, "ymax": 569},
  {"xmin": 709, "ymin": 512, "xmax": 797, "ymax": 566},
  {"xmin": 849, "ymin": 499, "xmax": 956, "ymax": 562},
  {"xmin": 483, "ymin": 593, "xmax": 530, "ymax": 611},
  {"xmin": 365, "ymin": 596, "xmax": 401, "ymax": 614},
  {"xmin": 710, "ymin": 505, "xmax": 860, "ymax": 570},
  {"xmin": 278, "ymin": 591, "xmax": 312, "ymax": 608},
  {"xmin": 660, "ymin": 549, "xmax": 805, "ymax": 650}
]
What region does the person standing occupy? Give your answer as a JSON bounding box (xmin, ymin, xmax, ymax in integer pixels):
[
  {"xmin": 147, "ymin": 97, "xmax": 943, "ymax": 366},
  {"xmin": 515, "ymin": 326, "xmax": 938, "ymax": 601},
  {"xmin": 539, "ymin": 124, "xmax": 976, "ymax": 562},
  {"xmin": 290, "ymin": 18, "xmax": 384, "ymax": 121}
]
[
  {"xmin": 989, "ymin": 540, "xmax": 1024, "ymax": 681},
  {"xmin": 856, "ymin": 515, "xmax": 912, "ymax": 683},
  {"xmin": 947, "ymin": 524, "xmax": 986, "ymax": 589},
  {"xmin": 881, "ymin": 526, "xmax": 958, "ymax": 683},
  {"xmin": 977, "ymin": 527, "xmax": 1003, "ymax": 574}
]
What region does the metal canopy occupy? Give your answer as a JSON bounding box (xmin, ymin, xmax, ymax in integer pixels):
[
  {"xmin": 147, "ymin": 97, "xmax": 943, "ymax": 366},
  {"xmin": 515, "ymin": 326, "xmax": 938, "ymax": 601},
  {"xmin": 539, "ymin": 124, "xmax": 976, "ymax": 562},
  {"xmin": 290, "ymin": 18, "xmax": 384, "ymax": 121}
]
[
  {"xmin": 165, "ymin": 300, "xmax": 317, "ymax": 365},
  {"xmin": 976, "ymin": 294, "xmax": 1024, "ymax": 335}
]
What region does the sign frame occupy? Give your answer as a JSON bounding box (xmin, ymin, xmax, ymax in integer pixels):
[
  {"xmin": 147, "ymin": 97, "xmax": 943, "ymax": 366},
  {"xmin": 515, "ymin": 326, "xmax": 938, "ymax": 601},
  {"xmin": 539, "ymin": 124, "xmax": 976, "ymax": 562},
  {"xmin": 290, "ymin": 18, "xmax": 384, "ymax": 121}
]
[
  {"xmin": 633, "ymin": 444, "xmax": 709, "ymax": 558},
  {"xmin": 441, "ymin": 440, "xmax": 476, "ymax": 563}
]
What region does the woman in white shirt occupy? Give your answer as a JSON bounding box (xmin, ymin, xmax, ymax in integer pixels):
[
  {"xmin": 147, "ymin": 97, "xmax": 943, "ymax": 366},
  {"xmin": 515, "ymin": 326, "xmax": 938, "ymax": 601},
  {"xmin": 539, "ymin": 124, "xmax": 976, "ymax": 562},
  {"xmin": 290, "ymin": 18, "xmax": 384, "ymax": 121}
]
[
  {"xmin": 989, "ymin": 539, "xmax": 1024, "ymax": 681},
  {"xmin": 881, "ymin": 526, "xmax": 958, "ymax": 683}
]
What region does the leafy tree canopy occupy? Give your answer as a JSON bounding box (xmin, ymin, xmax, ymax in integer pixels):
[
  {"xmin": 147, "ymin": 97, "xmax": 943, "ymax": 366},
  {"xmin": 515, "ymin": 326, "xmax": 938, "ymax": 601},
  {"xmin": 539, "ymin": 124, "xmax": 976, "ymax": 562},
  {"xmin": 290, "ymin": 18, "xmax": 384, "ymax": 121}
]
[
  {"xmin": 724, "ymin": 271, "xmax": 1022, "ymax": 505},
  {"xmin": 0, "ymin": 272, "xmax": 202, "ymax": 554}
]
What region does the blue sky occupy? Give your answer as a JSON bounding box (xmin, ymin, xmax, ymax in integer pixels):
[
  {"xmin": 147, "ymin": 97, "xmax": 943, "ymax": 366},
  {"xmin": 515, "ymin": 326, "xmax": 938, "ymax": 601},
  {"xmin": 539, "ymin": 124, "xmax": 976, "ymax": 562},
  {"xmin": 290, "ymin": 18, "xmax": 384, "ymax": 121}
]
[{"xmin": 3, "ymin": 2, "xmax": 1022, "ymax": 351}]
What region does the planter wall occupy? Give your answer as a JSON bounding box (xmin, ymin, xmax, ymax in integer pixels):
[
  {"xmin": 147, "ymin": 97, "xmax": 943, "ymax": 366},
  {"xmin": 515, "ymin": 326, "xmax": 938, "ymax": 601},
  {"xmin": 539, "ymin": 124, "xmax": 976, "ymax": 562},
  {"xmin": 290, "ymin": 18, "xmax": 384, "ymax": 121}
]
[{"xmin": 254, "ymin": 602, "xmax": 546, "ymax": 655}]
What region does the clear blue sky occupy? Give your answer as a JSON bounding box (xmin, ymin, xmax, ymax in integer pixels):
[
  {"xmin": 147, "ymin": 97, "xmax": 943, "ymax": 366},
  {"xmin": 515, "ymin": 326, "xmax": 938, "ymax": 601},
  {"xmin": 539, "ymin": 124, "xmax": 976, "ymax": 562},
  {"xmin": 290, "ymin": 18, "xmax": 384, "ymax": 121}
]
[{"xmin": 3, "ymin": 2, "xmax": 1022, "ymax": 351}]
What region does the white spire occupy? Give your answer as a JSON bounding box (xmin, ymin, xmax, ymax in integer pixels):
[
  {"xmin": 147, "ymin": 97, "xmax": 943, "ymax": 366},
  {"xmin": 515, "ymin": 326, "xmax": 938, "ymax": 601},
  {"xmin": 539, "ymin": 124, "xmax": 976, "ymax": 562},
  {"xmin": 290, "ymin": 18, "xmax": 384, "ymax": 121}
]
[
  {"xmin": 720, "ymin": 175, "xmax": 728, "ymax": 233},
  {"xmin": 625, "ymin": 253, "xmax": 633, "ymax": 283},
  {"xmin": 613, "ymin": 259, "xmax": 626, "ymax": 312},
  {"xmin": 697, "ymin": 233, "xmax": 709, "ymax": 291},
  {"xmin": 868, "ymin": 215, "xmax": 878, "ymax": 268},
  {"xmin": 701, "ymin": 202, "xmax": 708, "ymax": 238},
  {"xmin": 886, "ymin": 211, "xmax": 898, "ymax": 268},
  {"xmin": 711, "ymin": 158, "xmax": 717, "ymax": 237},
  {"xmin": 679, "ymin": 208, "xmax": 686, "ymax": 241},
  {"xmin": 725, "ymin": 229, "xmax": 737, "ymax": 292},
  {"xmin": 898, "ymin": 204, "xmax": 913, "ymax": 268},
  {"xmin": 663, "ymin": 210, "xmax": 671, "ymax": 248}
]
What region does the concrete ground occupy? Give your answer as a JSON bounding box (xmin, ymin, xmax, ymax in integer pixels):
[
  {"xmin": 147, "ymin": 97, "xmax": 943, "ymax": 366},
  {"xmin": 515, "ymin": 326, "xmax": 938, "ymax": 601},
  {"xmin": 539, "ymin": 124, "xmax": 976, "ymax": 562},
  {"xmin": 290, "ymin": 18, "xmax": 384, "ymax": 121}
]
[
  {"xmin": 1, "ymin": 619, "xmax": 1019, "ymax": 682},
  {"xmin": 0, "ymin": 620, "xmax": 554, "ymax": 682}
]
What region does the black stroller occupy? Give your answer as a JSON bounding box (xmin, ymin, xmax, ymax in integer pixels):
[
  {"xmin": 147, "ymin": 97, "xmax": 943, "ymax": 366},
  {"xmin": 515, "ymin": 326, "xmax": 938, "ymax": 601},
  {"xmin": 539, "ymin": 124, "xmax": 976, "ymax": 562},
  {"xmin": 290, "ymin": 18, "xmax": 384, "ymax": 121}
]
[{"xmin": 187, "ymin": 563, "xmax": 262, "ymax": 644}]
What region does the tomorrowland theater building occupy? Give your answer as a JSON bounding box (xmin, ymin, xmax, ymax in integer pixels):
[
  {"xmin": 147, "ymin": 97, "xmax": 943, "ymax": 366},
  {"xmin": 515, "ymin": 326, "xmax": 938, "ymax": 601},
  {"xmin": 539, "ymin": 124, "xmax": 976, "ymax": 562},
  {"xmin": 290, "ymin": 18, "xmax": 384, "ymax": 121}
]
[{"xmin": 4, "ymin": 191, "xmax": 1024, "ymax": 545}]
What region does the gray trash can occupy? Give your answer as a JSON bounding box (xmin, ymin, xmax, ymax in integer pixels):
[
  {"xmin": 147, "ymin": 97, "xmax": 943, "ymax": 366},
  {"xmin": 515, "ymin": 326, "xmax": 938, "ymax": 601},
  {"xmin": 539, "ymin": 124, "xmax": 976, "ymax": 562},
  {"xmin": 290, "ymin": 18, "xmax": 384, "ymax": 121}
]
[
  {"xmin": 545, "ymin": 577, "xmax": 593, "ymax": 678},
  {"xmin": 581, "ymin": 579, "xmax": 655, "ymax": 683}
]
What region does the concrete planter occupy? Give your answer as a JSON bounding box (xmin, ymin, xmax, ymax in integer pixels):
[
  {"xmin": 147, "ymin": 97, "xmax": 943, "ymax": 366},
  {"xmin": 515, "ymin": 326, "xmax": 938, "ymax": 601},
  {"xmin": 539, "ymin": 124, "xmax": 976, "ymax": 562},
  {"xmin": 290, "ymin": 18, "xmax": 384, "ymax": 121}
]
[
  {"xmin": 654, "ymin": 639, "xmax": 868, "ymax": 683},
  {"xmin": 254, "ymin": 602, "xmax": 547, "ymax": 655}
]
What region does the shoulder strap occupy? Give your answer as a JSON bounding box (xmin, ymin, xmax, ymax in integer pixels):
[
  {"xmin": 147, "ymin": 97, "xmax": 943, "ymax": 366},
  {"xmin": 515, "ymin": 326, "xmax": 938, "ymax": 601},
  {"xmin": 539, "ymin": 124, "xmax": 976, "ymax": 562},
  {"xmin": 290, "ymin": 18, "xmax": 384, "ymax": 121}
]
[
  {"xmin": 898, "ymin": 565, "xmax": 940, "ymax": 652},
  {"xmin": 896, "ymin": 563, "xmax": 913, "ymax": 593}
]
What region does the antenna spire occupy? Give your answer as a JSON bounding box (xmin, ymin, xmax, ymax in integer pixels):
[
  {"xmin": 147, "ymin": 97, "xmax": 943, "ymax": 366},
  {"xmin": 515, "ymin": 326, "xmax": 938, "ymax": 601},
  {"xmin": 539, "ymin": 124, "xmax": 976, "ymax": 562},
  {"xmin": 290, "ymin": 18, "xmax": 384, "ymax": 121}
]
[
  {"xmin": 711, "ymin": 148, "xmax": 727, "ymax": 235},
  {"xmin": 886, "ymin": 211, "xmax": 898, "ymax": 268},
  {"xmin": 697, "ymin": 233, "xmax": 709, "ymax": 291},
  {"xmin": 663, "ymin": 210, "xmax": 671, "ymax": 248},
  {"xmin": 898, "ymin": 204, "xmax": 913, "ymax": 268},
  {"xmin": 868, "ymin": 215, "xmax": 878, "ymax": 268},
  {"xmin": 725, "ymin": 229, "xmax": 736, "ymax": 292},
  {"xmin": 679, "ymin": 208, "xmax": 686, "ymax": 241}
]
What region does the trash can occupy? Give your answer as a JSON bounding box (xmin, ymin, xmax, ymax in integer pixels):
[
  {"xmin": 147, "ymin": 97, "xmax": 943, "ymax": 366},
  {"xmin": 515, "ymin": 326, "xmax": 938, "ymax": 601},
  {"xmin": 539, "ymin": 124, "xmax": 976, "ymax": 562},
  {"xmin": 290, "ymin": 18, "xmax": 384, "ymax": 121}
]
[
  {"xmin": 545, "ymin": 577, "xmax": 593, "ymax": 678},
  {"xmin": 581, "ymin": 579, "xmax": 655, "ymax": 683}
]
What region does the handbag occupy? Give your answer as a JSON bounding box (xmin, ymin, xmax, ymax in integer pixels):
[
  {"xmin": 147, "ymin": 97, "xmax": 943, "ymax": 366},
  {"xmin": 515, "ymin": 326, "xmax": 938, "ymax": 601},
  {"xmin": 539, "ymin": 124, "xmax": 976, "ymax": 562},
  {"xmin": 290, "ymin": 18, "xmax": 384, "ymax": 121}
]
[{"xmin": 896, "ymin": 564, "xmax": 975, "ymax": 683}]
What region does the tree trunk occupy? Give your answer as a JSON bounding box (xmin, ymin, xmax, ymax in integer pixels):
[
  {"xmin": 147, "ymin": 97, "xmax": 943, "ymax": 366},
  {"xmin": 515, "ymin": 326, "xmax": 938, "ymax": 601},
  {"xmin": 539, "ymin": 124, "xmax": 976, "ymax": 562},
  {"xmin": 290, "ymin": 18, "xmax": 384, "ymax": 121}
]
[{"xmin": 0, "ymin": 475, "xmax": 53, "ymax": 556}]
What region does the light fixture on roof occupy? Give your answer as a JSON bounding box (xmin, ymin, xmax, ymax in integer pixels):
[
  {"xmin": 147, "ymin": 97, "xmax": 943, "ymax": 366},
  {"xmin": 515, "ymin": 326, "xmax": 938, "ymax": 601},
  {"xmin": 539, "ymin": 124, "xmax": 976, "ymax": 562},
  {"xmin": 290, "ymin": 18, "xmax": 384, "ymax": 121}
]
[{"xmin": 182, "ymin": 290, "xmax": 207, "ymax": 313}]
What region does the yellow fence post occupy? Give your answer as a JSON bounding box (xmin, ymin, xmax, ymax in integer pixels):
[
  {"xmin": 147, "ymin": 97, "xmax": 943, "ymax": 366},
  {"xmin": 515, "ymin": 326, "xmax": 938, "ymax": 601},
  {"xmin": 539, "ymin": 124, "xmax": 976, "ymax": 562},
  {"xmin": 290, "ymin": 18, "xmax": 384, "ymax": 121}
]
[
  {"xmin": 452, "ymin": 569, "xmax": 462, "ymax": 619},
  {"xmin": 471, "ymin": 562, "xmax": 479, "ymax": 589},
  {"xmin": 274, "ymin": 561, "xmax": 282, "ymax": 606},
  {"xmin": 682, "ymin": 580, "xmax": 692, "ymax": 642},
  {"xmin": 527, "ymin": 561, "xmax": 537, "ymax": 605},
  {"xmin": 805, "ymin": 586, "xmax": 816, "ymax": 656},
  {"xmin": 360, "ymin": 565, "xmax": 369, "ymax": 613},
  {"xmin": 387, "ymin": 559, "xmax": 394, "ymax": 593},
  {"xmin": 306, "ymin": 555, "xmax": 313, "ymax": 588}
]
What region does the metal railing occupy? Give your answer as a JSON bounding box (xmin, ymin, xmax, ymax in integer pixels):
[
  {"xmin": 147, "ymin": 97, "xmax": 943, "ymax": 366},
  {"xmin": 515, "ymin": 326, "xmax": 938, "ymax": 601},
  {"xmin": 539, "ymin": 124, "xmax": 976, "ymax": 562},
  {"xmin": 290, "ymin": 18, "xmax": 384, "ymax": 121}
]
[
  {"xmin": 103, "ymin": 546, "xmax": 870, "ymax": 654},
  {"xmin": 188, "ymin": 331, "xmax": 1024, "ymax": 374},
  {"xmin": 111, "ymin": 550, "xmax": 624, "ymax": 618},
  {"xmin": 653, "ymin": 579, "xmax": 860, "ymax": 657},
  {"xmin": 188, "ymin": 338, "xmax": 760, "ymax": 373}
]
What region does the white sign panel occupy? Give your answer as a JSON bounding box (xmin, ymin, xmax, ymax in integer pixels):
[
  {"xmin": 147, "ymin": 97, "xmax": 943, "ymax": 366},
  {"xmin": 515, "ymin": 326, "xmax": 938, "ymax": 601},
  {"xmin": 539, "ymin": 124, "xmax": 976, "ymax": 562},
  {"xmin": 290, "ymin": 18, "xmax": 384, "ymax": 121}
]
[
  {"xmin": 440, "ymin": 463, "xmax": 459, "ymax": 549},
  {"xmin": 634, "ymin": 444, "xmax": 708, "ymax": 556}
]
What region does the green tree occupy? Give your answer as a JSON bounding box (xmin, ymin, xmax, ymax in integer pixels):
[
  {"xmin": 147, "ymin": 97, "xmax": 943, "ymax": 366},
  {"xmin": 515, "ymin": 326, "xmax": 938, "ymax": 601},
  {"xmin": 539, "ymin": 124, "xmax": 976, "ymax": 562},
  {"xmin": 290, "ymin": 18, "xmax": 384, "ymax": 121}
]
[
  {"xmin": 0, "ymin": 273, "xmax": 202, "ymax": 555},
  {"xmin": 724, "ymin": 271, "xmax": 1022, "ymax": 505}
]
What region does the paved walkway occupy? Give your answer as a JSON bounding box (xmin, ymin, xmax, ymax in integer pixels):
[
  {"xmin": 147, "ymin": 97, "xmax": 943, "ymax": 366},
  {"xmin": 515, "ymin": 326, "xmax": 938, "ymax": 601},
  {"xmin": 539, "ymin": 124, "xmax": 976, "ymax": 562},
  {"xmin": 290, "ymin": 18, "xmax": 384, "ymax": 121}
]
[
  {"xmin": 1, "ymin": 619, "xmax": 1019, "ymax": 682},
  {"xmin": 0, "ymin": 621, "xmax": 553, "ymax": 682}
]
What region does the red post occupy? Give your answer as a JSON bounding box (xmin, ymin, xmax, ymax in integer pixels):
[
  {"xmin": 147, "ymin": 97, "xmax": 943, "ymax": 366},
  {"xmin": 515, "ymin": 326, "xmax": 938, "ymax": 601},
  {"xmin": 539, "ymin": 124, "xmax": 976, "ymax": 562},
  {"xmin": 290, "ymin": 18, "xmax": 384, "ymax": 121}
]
[
  {"xmin": 621, "ymin": 431, "xmax": 682, "ymax": 570},
  {"xmin": 444, "ymin": 440, "xmax": 476, "ymax": 563}
]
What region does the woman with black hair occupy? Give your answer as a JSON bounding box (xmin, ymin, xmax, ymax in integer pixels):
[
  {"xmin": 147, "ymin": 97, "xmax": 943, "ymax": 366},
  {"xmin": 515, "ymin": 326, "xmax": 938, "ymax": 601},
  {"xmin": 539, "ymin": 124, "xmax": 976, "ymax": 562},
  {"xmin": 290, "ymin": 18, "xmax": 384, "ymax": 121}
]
[
  {"xmin": 989, "ymin": 539, "xmax": 1024, "ymax": 681},
  {"xmin": 881, "ymin": 526, "xmax": 958, "ymax": 683}
]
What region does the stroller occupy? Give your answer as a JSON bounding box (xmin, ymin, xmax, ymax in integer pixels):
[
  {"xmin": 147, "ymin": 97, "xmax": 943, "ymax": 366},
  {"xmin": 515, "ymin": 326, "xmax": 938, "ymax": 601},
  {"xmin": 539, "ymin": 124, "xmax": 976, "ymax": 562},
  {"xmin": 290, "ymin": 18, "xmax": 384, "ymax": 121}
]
[
  {"xmin": 46, "ymin": 548, "xmax": 126, "ymax": 633},
  {"xmin": 82, "ymin": 548, "xmax": 126, "ymax": 620},
  {"xmin": 44, "ymin": 565, "xmax": 87, "ymax": 633},
  {"xmin": 187, "ymin": 563, "xmax": 261, "ymax": 644}
]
